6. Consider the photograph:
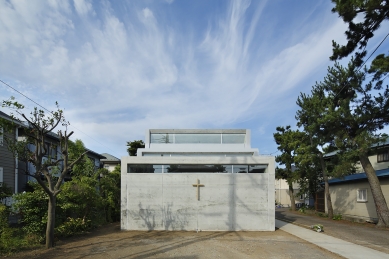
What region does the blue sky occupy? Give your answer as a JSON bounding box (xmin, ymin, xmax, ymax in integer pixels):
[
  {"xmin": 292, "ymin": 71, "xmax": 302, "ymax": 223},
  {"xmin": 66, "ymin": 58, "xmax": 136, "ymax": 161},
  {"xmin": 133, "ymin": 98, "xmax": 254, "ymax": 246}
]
[{"xmin": 0, "ymin": 0, "xmax": 388, "ymax": 158}]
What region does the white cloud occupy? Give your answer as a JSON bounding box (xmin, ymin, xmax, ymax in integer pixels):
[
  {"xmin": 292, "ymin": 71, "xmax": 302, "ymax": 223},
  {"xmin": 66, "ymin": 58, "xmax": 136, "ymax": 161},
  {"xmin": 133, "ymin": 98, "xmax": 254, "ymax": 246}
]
[
  {"xmin": 0, "ymin": 0, "xmax": 350, "ymax": 156},
  {"xmin": 73, "ymin": 0, "xmax": 93, "ymax": 16}
]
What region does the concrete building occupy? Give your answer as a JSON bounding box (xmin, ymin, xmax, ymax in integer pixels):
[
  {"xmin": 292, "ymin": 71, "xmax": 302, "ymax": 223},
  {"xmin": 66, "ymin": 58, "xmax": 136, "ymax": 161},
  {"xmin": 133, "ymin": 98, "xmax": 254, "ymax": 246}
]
[{"xmin": 121, "ymin": 129, "xmax": 275, "ymax": 231}]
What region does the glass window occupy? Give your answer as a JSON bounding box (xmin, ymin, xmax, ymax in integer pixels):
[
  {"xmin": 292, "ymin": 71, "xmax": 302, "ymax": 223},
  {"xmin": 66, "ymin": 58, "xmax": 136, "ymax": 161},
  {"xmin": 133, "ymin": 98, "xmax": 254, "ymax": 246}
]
[
  {"xmin": 222, "ymin": 134, "xmax": 245, "ymax": 144},
  {"xmin": 150, "ymin": 133, "xmax": 173, "ymax": 143},
  {"xmin": 377, "ymin": 151, "xmax": 389, "ymax": 162},
  {"xmin": 0, "ymin": 127, "xmax": 3, "ymax": 146},
  {"xmin": 233, "ymin": 165, "xmax": 248, "ymax": 173},
  {"xmin": 128, "ymin": 164, "xmax": 161, "ymax": 173},
  {"xmin": 248, "ymin": 165, "xmax": 267, "ymax": 173},
  {"xmin": 127, "ymin": 164, "xmax": 267, "ymax": 173},
  {"xmin": 357, "ymin": 189, "xmax": 367, "ymax": 202},
  {"xmin": 175, "ymin": 134, "xmax": 220, "ymax": 144},
  {"xmin": 224, "ymin": 165, "xmax": 233, "ymax": 173},
  {"xmin": 163, "ymin": 164, "xmax": 227, "ymax": 173}
]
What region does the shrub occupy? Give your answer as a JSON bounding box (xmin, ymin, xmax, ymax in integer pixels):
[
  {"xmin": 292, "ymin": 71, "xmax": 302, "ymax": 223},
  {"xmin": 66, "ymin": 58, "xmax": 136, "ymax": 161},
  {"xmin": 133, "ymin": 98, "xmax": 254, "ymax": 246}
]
[
  {"xmin": 317, "ymin": 212, "xmax": 328, "ymax": 218},
  {"xmin": 12, "ymin": 185, "xmax": 48, "ymax": 242},
  {"xmin": 333, "ymin": 214, "xmax": 342, "ymax": 220},
  {"xmin": 0, "ymin": 204, "xmax": 40, "ymax": 255},
  {"xmin": 56, "ymin": 218, "xmax": 91, "ymax": 237}
]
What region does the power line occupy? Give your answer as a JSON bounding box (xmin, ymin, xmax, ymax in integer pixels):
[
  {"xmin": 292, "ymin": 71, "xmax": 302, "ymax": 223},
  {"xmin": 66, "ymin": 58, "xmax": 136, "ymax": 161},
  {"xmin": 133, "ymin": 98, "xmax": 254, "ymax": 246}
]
[
  {"xmin": 334, "ymin": 32, "xmax": 389, "ymax": 98},
  {"xmin": 0, "ymin": 79, "xmax": 118, "ymax": 155},
  {"xmin": 0, "ymin": 79, "xmax": 51, "ymax": 113}
]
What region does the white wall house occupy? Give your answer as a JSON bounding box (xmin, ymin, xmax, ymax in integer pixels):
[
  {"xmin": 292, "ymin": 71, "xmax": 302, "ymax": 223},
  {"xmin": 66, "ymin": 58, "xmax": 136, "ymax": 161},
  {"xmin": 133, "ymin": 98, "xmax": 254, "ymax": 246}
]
[
  {"xmin": 121, "ymin": 129, "xmax": 275, "ymax": 231},
  {"xmin": 327, "ymin": 139, "xmax": 389, "ymax": 222},
  {"xmin": 275, "ymin": 179, "xmax": 306, "ymax": 207}
]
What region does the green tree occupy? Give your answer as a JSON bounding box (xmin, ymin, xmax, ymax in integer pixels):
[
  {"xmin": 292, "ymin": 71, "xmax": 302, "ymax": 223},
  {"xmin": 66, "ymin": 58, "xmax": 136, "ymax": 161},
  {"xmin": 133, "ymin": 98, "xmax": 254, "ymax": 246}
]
[
  {"xmin": 68, "ymin": 140, "xmax": 96, "ymax": 178},
  {"xmin": 126, "ymin": 140, "xmax": 145, "ymax": 156},
  {"xmin": 274, "ymin": 126, "xmax": 305, "ymax": 211},
  {"xmin": 296, "ymin": 85, "xmax": 336, "ymax": 218},
  {"xmin": 330, "ymin": 0, "xmax": 389, "ymax": 66},
  {"xmin": 1, "ymin": 98, "xmax": 86, "ymax": 248},
  {"xmin": 315, "ymin": 61, "xmax": 389, "ymax": 227},
  {"xmin": 97, "ymin": 165, "xmax": 121, "ymax": 222}
]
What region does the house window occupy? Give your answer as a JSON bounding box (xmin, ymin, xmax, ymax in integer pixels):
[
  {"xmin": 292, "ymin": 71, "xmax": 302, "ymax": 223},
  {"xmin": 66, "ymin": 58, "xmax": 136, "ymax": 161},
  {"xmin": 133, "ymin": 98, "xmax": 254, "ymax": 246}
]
[
  {"xmin": 0, "ymin": 167, "xmax": 3, "ymax": 185},
  {"xmin": 357, "ymin": 189, "xmax": 368, "ymax": 202},
  {"xmin": 0, "ymin": 127, "xmax": 3, "ymax": 146},
  {"xmin": 44, "ymin": 143, "xmax": 57, "ymax": 159},
  {"xmin": 377, "ymin": 151, "xmax": 389, "ymax": 162}
]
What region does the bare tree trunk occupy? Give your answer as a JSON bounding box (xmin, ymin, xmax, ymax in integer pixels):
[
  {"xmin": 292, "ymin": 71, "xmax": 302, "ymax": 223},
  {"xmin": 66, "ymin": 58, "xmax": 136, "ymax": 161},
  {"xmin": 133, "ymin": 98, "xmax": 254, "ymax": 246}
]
[
  {"xmin": 359, "ymin": 154, "xmax": 389, "ymax": 228},
  {"xmin": 288, "ymin": 183, "xmax": 296, "ymax": 211},
  {"xmin": 319, "ymin": 153, "xmax": 333, "ymax": 219},
  {"xmin": 46, "ymin": 194, "xmax": 56, "ymax": 248}
]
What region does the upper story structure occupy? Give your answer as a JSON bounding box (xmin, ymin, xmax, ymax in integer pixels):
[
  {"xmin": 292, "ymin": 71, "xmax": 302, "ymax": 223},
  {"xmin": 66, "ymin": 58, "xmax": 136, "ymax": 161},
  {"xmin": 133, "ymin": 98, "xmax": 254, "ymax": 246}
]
[
  {"xmin": 124, "ymin": 129, "xmax": 272, "ymax": 174},
  {"xmin": 138, "ymin": 129, "xmax": 259, "ymax": 157}
]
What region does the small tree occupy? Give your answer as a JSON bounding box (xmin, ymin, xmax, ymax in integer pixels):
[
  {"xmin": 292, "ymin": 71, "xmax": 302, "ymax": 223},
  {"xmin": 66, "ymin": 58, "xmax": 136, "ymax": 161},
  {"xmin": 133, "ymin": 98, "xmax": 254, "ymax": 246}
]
[
  {"xmin": 1, "ymin": 98, "xmax": 86, "ymax": 248},
  {"xmin": 126, "ymin": 140, "xmax": 145, "ymax": 156}
]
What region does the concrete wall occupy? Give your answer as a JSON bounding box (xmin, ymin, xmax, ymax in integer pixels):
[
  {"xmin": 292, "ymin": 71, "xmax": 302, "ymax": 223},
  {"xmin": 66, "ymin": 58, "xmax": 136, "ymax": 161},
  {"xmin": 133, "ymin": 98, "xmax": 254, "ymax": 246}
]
[
  {"xmin": 121, "ymin": 173, "xmax": 274, "ymax": 231},
  {"xmin": 329, "ymin": 179, "xmax": 389, "ymax": 222}
]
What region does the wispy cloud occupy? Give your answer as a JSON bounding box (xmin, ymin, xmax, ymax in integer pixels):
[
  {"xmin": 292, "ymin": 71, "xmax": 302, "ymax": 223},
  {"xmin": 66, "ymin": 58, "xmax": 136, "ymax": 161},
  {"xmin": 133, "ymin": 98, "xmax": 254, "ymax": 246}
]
[{"xmin": 0, "ymin": 0, "xmax": 349, "ymax": 156}]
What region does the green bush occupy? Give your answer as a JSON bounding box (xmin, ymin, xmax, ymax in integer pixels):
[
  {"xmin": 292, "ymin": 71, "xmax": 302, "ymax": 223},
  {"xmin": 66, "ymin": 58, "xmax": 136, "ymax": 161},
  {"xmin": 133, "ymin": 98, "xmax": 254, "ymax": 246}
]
[
  {"xmin": 298, "ymin": 204, "xmax": 307, "ymax": 214},
  {"xmin": 56, "ymin": 218, "xmax": 91, "ymax": 237},
  {"xmin": 0, "ymin": 204, "xmax": 40, "ymax": 255},
  {"xmin": 317, "ymin": 212, "xmax": 328, "ymax": 218},
  {"xmin": 333, "ymin": 213, "xmax": 342, "ymax": 220},
  {"xmin": 12, "ymin": 184, "xmax": 49, "ymax": 242}
]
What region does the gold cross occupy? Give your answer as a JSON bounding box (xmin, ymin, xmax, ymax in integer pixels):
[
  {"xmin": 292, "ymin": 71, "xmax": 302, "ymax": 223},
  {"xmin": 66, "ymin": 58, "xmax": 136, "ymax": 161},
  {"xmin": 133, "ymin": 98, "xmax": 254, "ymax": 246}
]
[{"xmin": 192, "ymin": 179, "xmax": 204, "ymax": 200}]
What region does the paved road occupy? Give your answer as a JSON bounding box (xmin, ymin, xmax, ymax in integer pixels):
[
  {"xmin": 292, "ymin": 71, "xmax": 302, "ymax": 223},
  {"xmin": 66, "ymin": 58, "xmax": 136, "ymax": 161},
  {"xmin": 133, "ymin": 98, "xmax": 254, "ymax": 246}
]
[{"xmin": 276, "ymin": 208, "xmax": 389, "ymax": 254}]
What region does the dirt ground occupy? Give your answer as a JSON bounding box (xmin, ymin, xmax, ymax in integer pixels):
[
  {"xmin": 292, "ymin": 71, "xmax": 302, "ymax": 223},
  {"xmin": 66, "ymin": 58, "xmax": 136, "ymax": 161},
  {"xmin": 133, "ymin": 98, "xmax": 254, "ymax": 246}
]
[{"xmin": 8, "ymin": 223, "xmax": 344, "ymax": 259}]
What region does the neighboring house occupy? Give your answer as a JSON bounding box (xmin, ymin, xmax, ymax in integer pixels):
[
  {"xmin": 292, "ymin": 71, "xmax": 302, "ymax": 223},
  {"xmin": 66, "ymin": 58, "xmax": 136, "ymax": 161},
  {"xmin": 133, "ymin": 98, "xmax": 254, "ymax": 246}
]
[
  {"xmin": 326, "ymin": 138, "xmax": 389, "ymax": 222},
  {"xmin": 0, "ymin": 111, "xmax": 20, "ymax": 194},
  {"xmin": 100, "ymin": 153, "xmax": 120, "ymax": 172},
  {"xmin": 275, "ymin": 179, "xmax": 306, "ymax": 207},
  {"xmin": 1, "ymin": 111, "xmax": 106, "ymax": 194},
  {"xmin": 86, "ymin": 149, "xmax": 106, "ymax": 171}
]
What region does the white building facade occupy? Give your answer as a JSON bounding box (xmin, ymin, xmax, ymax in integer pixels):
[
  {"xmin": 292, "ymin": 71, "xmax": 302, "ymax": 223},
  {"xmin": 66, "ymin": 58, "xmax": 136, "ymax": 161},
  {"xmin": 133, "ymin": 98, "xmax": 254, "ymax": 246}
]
[{"xmin": 121, "ymin": 129, "xmax": 275, "ymax": 231}]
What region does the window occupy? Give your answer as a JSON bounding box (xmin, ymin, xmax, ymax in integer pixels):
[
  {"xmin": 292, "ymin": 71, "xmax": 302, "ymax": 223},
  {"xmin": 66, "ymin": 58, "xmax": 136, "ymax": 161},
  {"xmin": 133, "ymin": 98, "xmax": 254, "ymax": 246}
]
[
  {"xmin": 377, "ymin": 151, "xmax": 389, "ymax": 162},
  {"xmin": 0, "ymin": 127, "xmax": 3, "ymax": 146},
  {"xmin": 150, "ymin": 133, "xmax": 246, "ymax": 144},
  {"xmin": 127, "ymin": 164, "xmax": 267, "ymax": 174},
  {"xmin": 44, "ymin": 143, "xmax": 57, "ymax": 159},
  {"xmin": 0, "ymin": 167, "xmax": 3, "ymax": 185},
  {"xmin": 357, "ymin": 189, "xmax": 368, "ymax": 202}
]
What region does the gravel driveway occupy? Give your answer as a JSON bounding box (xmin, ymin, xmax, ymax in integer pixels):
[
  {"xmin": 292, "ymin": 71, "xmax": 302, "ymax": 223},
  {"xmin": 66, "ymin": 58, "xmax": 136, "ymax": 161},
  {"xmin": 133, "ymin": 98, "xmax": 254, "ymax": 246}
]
[{"xmin": 10, "ymin": 223, "xmax": 344, "ymax": 259}]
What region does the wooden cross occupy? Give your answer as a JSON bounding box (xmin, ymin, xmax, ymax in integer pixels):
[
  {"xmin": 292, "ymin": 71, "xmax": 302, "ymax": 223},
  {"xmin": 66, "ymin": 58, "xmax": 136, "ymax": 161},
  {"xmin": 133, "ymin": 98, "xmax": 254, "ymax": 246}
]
[{"xmin": 192, "ymin": 179, "xmax": 204, "ymax": 200}]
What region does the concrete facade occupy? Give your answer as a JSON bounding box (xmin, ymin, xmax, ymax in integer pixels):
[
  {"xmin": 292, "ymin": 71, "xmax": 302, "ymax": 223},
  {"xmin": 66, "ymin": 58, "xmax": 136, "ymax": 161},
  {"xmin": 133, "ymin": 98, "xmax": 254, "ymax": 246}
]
[{"xmin": 121, "ymin": 129, "xmax": 275, "ymax": 231}]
